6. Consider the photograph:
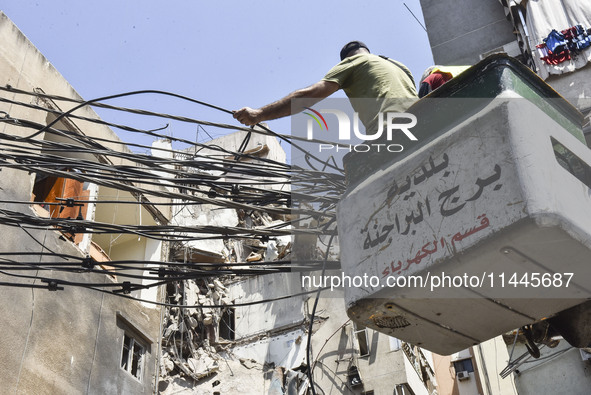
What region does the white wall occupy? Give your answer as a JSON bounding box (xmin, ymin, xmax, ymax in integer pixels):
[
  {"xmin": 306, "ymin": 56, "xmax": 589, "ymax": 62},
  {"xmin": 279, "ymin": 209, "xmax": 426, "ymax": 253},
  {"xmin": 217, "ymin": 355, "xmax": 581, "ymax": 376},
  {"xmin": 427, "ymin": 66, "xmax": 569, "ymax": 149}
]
[
  {"xmin": 141, "ymin": 237, "xmax": 163, "ymax": 304},
  {"xmin": 403, "ymin": 355, "xmax": 431, "ymax": 395},
  {"xmin": 474, "ymin": 337, "xmax": 518, "ymax": 395},
  {"xmin": 171, "ymin": 202, "xmax": 237, "ymax": 257},
  {"xmin": 510, "ymin": 342, "xmax": 591, "ymax": 395},
  {"xmin": 228, "ymin": 272, "xmax": 306, "ymax": 338},
  {"xmin": 231, "ymin": 329, "xmax": 306, "ymax": 369},
  {"xmin": 108, "ymin": 237, "xmax": 161, "ymax": 305}
]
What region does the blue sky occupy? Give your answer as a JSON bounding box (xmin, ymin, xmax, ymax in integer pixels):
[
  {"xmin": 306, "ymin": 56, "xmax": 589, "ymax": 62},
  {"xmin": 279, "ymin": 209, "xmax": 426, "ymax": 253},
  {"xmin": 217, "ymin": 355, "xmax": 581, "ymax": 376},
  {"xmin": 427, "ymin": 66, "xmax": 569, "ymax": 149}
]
[{"xmin": 2, "ymin": 1, "xmax": 434, "ymax": 158}]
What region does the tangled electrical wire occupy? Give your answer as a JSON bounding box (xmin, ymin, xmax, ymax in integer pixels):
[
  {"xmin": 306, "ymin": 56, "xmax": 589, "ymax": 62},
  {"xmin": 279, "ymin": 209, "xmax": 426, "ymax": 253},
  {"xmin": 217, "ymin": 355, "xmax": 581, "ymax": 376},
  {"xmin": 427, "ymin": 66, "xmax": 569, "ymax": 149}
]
[
  {"xmin": 0, "ymin": 85, "xmax": 350, "ymax": 393},
  {"xmin": 0, "ymin": 85, "xmax": 344, "ymax": 299}
]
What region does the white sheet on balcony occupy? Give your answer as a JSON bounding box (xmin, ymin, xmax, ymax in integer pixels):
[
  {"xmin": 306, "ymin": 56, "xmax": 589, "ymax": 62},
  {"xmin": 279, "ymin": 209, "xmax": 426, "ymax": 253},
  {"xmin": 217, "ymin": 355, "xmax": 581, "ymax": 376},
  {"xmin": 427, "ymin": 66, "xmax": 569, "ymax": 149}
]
[{"xmin": 524, "ymin": 0, "xmax": 591, "ymax": 79}]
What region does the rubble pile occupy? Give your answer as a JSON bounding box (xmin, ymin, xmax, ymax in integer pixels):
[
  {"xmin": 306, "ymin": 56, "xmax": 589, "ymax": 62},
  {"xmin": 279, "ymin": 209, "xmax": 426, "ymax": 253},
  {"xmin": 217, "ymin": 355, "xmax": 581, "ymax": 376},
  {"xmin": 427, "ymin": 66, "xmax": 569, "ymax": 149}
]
[
  {"xmin": 159, "ymin": 208, "xmax": 295, "ymax": 392},
  {"xmin": 159, "ymin": 278, "xmax": 229, "ymax": 387}
]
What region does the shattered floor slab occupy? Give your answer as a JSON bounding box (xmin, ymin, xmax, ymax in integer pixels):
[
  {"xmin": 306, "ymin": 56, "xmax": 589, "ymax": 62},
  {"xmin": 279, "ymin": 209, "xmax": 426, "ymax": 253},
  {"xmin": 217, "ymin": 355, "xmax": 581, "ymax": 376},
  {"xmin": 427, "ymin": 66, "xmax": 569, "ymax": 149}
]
[{"xmin": 159, "ymin": 357, "xmax": 271, "ymax": 395}]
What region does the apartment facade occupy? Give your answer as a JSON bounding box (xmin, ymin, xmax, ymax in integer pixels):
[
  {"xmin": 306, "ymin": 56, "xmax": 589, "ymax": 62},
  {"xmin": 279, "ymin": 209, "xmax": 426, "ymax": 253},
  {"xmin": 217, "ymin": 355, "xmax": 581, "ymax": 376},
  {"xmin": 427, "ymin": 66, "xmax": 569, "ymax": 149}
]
[{"xmin": 0, "ymin": 12, "xmax": 168, "ymax": 394}]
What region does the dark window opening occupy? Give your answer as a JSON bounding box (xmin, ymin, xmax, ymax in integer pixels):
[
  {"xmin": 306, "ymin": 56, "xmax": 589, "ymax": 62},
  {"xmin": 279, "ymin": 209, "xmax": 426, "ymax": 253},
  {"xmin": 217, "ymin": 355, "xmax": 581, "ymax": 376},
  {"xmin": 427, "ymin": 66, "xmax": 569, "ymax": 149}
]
[
  {"xmin": 219, "ymin": 308, "xmax": 235, "ymax": 341},
  {"xmin": 395, "ymin": 384, "xmax": 416, "ymax": 395},
  {"xmin": 121, "ymin": 333, "xmax": 145, "ymax": 381},
  {"xmin": 552, "ymin": 137, "xmax": 591, "ymax": 189},
  {"xmin": 31, "ymin": 168, "xmax": 90, "ymax": 244},
  {"xmin": 354, "ymin": 325, "xmax": 370, "ymax": 357},
  {"xmin": 453, "ymin": 358, "xmax": 474, "ymax": 373}
]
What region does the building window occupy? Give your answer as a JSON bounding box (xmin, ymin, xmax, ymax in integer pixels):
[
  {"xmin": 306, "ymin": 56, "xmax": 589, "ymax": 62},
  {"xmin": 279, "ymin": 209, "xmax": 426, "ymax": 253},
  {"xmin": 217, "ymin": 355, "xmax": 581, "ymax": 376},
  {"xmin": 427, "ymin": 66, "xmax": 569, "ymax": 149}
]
[
  {"xmin": 453, "ymin": 358, "xmax": 474, "ymax": 373},
  {"xmin": 395, "ymin": 384, "xmax": 416, "ymax": 395},
  {"xmin": 31, "ymin": 170, "xmax": 90, "ymax": 241},
  {"xmin": 353, "ymin": 325, "xmax": 370, "ymax": 357},
  {"xmin": 219, "ymin": 308, "xmax": 235, "ymax": 341},
  {"xmin": 552, "ymin": 137, "xmax": 591, "ymax": 189},
  {"xmin": 389, "ymin": 336, "xmax": 401, "ymax": 351},
  {"xmin": 121, "ymin": 333, "xmax": 145, "ymax": 381}
]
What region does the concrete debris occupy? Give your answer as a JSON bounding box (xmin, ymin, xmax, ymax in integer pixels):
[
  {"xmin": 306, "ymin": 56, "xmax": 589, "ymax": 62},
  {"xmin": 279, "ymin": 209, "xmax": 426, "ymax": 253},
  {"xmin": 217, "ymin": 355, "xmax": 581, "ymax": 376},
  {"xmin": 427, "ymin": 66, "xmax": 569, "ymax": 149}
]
[
  {"xmin": 257, "ymin": 211, "xmax": 273, "ymax": 227},
  {"xmin": 160, "ymin": 198, "xmax": 297, "ymax": 392},
  {"xmin": 246, "ymin": 252, "xmax": 262, "ymax": 262},
  {"xmin": 186, "ymin": 316, "xmax": 199, "ymax": 330},
  {"xmin": 213, "ymin": 279, "xmax": 226, "ymax": 292},
  {"xmin": 174, "ymin": 292, "xmax": 182, "ymax": 302},
  {"xmin": 239, "ymin": 358, "xmax": 259, "ymax": 370},
  {"xmin": 160, "ymin": 277, "xmax": 234, "ymax": 387},
  {"xmin": 265, "ymin": 240, "xmax": 278, "ymax": 261},
  {"xmin": 226, "ymin": 238, "xmax": 245, "ymax": 263},
  {"xmin": 242, "ymin": 237, "xmax": 264, "ymax": 248},
  {"xmin": 164, "ymin": 322, "xmax": 178, "ymax": 338},
  {"xmin": 159, "ymin": 357, "xmax": 271, "ymax": 395},
  {"xmin": 161, "ymin": 352, "xmax": 175, "ymax": 374},
  {"xmin": 201, "ymin": 339, "xmax": 217, "ymax": 355},
  {"xmin": 242, "ymin": 239, "xmax": 264, "ymax": 249},
  {"xmin": 268, "ymin": 367, "xmax": 285, "ymax": 395},
  {"xmin": 268, "ymin": 367, "xmax": 309, "ymax": 395},
  {"xmin": 184, "ymin": 279, "xmax": 201, "ymax": 315},
  {"xmin": 284, "ymin": 369, "xmax": 308, "ymax": 395},
  {"xmin": 202, "ymin": 314, "xmax": 214, "ymax": 326},
  {"xmin": 187, "ymin": 356, "xmax": 219, "ymax": 378},
  {"xmin": 239, "ymin": 210, "xmax": 274, "ymax": 228},
  {"xmin": 277, "ymin": 242, "xmax": 291, "ymax": 260}
]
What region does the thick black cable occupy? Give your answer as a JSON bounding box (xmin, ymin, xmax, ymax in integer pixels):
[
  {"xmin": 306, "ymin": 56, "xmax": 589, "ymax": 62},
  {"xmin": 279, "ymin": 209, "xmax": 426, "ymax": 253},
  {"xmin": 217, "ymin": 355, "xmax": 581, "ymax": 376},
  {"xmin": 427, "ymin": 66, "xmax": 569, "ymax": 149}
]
[
  {"xmin": 0, "ymin": 252, "xmax": 339, "ymax": 269},
  {"xmin": 2, "ymin": 85, "xmax": 348, "ymax": 151},
  {"xmin": 0, "ymin": 86, "xmax": 346, "ymax": 318},
  {"xmin": 0, "ymin": 139, "xmax": 338, "ymax": 213},
  {"xmin": 0, "ymin": 261, "xmax": 331, "ymax": 307},
  {"xmin": 0, "ymin": 122, "xmax": 294, "ymax": 181},
  {"xmin": 306, "ymin": 233, "xmax": 336, "ymax": 395},
  {"xmin": 0, "ymin": 108, "xmax": 294, "ymax": 174},
  {"xmin": 1, "ymin": 114, "xmax": 345, "ymax": 193},
  {"xmin": 103, "ymin": 284, "xmax": 331, "ymax": 309},
  {"xmin": 2, "ymin": 85, "xmax": 345, "ymax": 172}
]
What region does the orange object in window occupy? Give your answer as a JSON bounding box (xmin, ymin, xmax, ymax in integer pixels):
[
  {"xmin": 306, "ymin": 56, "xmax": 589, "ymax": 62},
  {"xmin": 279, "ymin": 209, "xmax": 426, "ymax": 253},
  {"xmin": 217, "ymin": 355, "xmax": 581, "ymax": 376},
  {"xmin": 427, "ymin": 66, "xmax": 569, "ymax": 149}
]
[{"xmin": 32, "ymin": 169, "xmax": 89, "ymax": 243}]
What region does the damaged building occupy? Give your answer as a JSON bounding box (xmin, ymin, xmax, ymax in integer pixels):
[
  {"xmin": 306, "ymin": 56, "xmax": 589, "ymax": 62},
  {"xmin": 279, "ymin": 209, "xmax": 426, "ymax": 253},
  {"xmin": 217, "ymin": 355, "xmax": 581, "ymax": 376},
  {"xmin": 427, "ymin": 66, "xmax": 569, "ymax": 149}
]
[
  {"xmin": 0, "ymin": 12, "xmax": 167, "ymax": 394},
  {"xmin": 154, "ymin": 130, "xmax": 447, "ymax": 394},
  {"xmin": 7, "ymin": 1, "xmax": 590, "ymax": 394},
  {"xmin": 0, "ymin": 9, "xmax": 517, "ymax": 395}
]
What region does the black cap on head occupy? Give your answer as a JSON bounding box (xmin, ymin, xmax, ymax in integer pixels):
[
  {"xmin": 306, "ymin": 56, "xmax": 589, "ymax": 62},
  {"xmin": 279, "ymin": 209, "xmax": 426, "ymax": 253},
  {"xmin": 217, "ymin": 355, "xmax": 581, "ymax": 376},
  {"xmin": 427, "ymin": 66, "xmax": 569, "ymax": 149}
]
[{"xmin": 340, "ymin": 41, "xmax": 369, "ymax": 61}]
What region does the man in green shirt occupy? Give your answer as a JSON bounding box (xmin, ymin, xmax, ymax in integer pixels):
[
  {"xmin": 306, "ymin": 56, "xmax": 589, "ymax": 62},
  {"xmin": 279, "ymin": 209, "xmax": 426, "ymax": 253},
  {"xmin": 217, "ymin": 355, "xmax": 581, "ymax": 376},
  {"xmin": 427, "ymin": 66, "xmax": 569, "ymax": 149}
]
[{"xmin": 233, "ymin": 41, "xmax": 418, "ymax": 134}]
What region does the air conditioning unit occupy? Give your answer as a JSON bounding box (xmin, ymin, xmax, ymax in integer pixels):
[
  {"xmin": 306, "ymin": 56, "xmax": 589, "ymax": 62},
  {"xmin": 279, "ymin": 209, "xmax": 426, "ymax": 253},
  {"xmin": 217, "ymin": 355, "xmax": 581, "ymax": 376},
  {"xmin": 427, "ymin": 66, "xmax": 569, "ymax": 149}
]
[
  {"xmin": 457, "ymin": 371, "xmax": 470, "ymax": 381},
  {"xmin": 347, "ymin": 366, "xmax": 363, "ymax": 387}
]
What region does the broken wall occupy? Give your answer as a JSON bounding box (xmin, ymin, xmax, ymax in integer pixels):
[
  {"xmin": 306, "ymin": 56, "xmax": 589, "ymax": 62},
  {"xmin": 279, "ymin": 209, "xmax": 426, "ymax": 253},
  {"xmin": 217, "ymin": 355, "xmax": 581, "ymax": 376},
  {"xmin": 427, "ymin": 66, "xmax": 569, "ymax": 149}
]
[
  {"xmin": 0, "ymin": 12, "xmax": 164, "ymax": 394},
  {"xmin": 228, "ymin": 273, "xmax": 305, "ymax": 338}
]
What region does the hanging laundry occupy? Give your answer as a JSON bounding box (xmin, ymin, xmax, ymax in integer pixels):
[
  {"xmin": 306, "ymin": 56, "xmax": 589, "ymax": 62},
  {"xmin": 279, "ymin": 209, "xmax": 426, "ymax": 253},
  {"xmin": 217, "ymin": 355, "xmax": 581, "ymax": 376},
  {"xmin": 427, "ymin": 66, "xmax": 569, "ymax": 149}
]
[
  {"xmin": 537, "ymin": 25, "xmax": 591, "ymax": 65},
  {"xmin": 537, "ymin": 42, "xmax": 571, "ymax": 65},
  {"xmin": 574, "ymin": 25, "xmax": 591, "ymax": 50},
  {"xmin": 536, "ymin": 43, "xmax": 550, "ymax": 60},
  {"xmin": 561, "ymin": 27, "xmax": 577, "ymax": 51},
  {"xmin": 544, "ymin": 29, "xmax": 569, "ymax": 55}
]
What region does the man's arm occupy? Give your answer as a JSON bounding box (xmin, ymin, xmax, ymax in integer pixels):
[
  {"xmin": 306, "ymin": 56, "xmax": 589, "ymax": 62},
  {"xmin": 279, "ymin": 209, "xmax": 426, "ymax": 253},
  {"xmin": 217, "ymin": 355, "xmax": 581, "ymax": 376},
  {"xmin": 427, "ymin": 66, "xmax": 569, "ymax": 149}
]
[{"xmin": 233, "ymin": 80, "xmax": 339, "ymax": 126}]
